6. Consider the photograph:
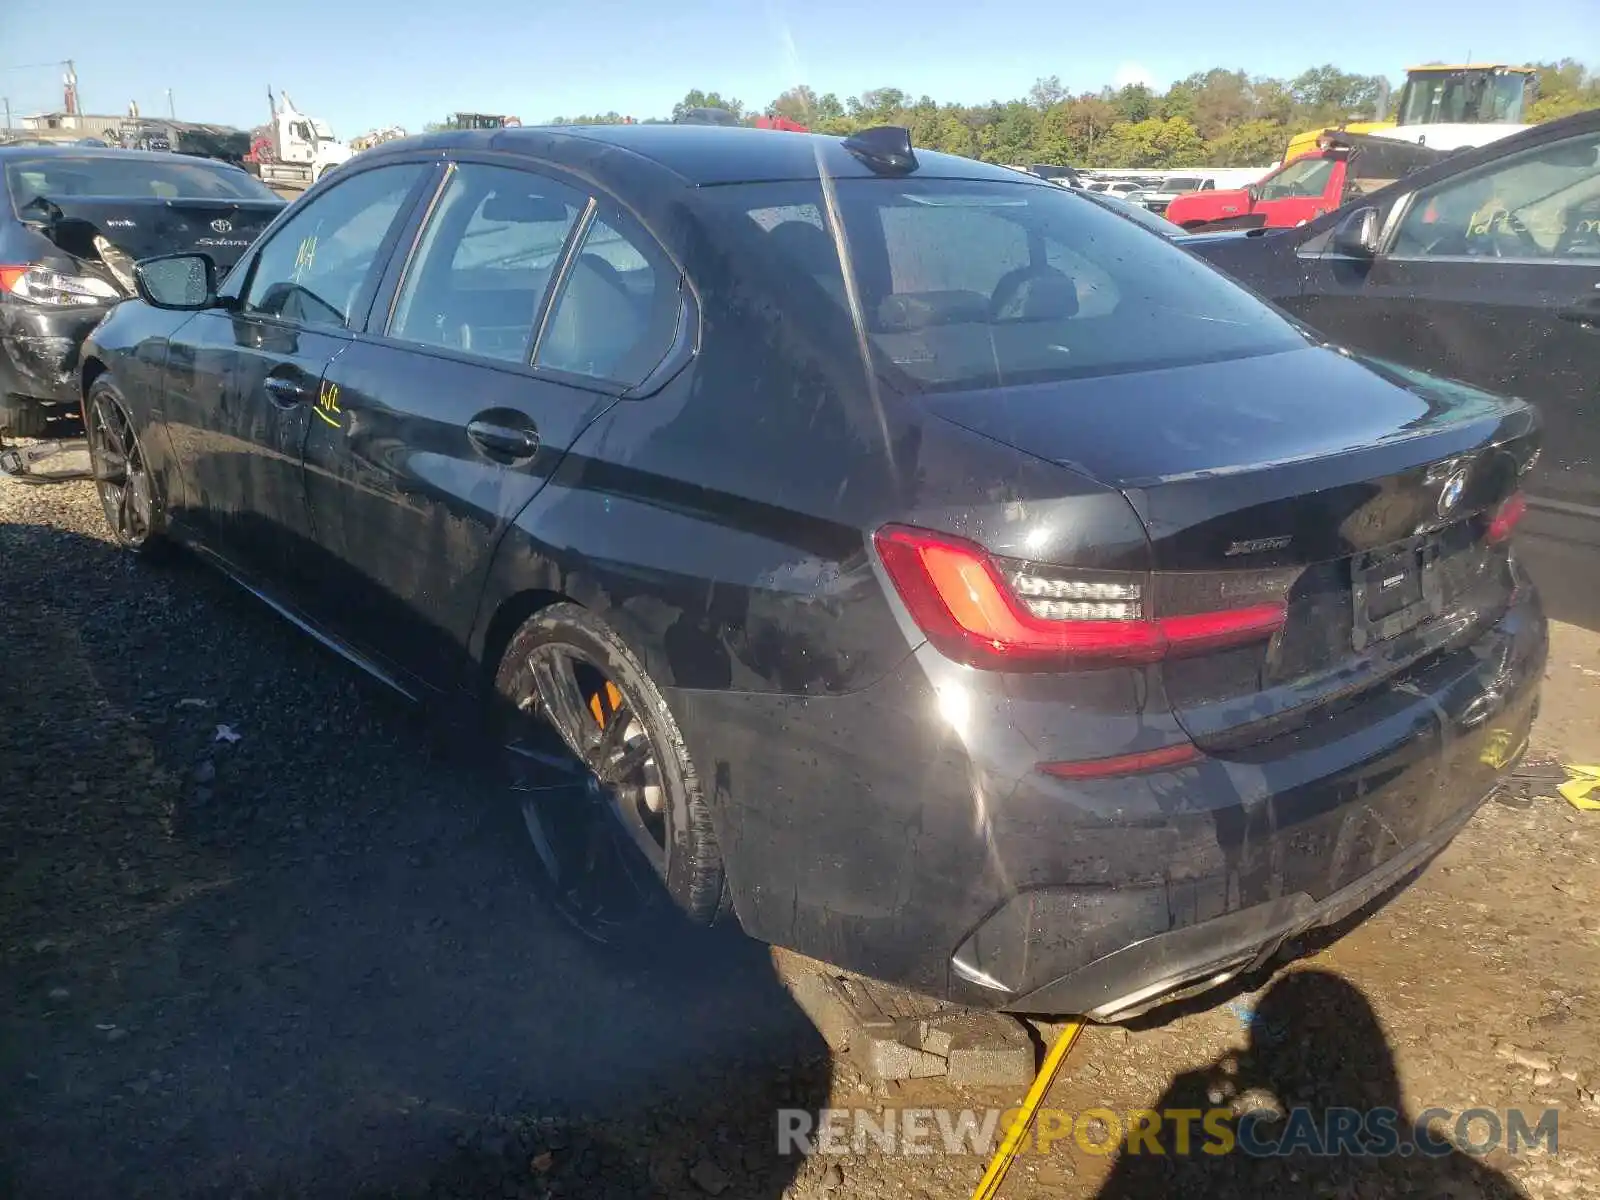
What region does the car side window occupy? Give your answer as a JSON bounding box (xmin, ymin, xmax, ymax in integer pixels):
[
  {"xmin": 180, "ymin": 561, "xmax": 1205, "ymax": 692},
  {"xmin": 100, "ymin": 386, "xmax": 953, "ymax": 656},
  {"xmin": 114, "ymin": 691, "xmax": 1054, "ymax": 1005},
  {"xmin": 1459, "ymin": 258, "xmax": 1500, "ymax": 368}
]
[
  {"xmin": 535, "ymin": 213, "xmax": 681, "ymax": 386},
  {"xmin": 1391, "ymin": 132, "xmax": 1600, "ymax": 260},
  {"xmin": 387, "ymin": 164, "xmax": 585, "ymax": 364},
  {"xmin": 242, "ymin": 164, "xmax": 426, "ymax": 329}
]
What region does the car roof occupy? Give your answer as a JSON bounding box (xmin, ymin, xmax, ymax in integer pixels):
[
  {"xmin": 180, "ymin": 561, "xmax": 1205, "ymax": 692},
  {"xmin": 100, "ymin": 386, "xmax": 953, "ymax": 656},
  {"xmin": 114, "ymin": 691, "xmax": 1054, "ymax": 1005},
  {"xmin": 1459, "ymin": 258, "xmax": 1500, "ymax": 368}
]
[{"xmin": 365, "ymin": 123, "xmax": 1046, "ymax": 190}]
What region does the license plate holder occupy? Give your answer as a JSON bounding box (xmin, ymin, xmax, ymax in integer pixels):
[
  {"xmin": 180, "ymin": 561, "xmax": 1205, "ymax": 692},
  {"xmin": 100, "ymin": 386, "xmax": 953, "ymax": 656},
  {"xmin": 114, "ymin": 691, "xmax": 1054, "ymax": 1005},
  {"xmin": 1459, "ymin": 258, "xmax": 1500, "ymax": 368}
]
[{"xmin": 1351, "ymin": 543, "xmax": 1433, "ymax": 650}]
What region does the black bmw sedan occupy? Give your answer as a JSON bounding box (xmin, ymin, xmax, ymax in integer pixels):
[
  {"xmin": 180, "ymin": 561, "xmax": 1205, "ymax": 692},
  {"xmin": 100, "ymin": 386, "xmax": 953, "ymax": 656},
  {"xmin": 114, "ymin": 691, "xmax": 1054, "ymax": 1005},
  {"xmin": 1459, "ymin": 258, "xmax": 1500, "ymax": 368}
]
[{"xmin": 80, "ymin": 123, "xmax": 1546, "ymax": 1020}]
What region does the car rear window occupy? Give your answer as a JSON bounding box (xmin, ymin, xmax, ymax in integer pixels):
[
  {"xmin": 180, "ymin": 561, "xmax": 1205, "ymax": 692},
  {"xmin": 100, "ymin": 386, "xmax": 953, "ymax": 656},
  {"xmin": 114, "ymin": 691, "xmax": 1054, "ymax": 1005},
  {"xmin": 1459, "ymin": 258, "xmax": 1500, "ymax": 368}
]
[
  {"xmin": 705, "ymin": 177, "xmax": 1306, "ymax": 392},
  {"xmin": 5, "ymin": 154, "xmax": 279, "ymax": 214}
]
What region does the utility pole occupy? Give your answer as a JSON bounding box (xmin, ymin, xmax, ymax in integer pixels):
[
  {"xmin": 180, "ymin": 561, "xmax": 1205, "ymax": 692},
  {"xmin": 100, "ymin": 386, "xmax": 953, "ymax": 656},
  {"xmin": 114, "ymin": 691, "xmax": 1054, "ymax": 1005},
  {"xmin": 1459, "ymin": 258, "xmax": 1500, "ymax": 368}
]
[
  {"xmin": 62, "ymin": 58, "xmax": 79, "ymax": 117},
  {"xmin": 166, "ymin": 88, "xmax": 174, "ymax": 119}
]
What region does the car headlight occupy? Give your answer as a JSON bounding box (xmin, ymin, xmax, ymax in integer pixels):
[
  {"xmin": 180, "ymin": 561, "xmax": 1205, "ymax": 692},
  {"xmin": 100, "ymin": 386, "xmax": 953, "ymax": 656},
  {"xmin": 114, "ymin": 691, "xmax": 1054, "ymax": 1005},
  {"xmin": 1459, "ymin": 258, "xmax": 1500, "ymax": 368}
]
[{"xmin": 0, "ymin": 264, "xmax": 123, "ymax": 306}]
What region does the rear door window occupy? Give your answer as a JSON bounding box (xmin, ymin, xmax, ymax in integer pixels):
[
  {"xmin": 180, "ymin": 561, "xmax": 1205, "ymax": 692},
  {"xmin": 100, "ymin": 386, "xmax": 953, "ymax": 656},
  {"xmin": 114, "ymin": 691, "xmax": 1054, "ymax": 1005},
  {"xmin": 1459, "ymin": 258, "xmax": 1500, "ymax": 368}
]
[
  {"xmin": 715, "ymin": 178, "xmax": 1306, "ymax": 392},
  {"xmin": 534, "ymin": 212, "xmax": 682, "ymax": 386},
  {"xmin": 387, "ymin": 163, "xmax": 585, "ymax": 363}
]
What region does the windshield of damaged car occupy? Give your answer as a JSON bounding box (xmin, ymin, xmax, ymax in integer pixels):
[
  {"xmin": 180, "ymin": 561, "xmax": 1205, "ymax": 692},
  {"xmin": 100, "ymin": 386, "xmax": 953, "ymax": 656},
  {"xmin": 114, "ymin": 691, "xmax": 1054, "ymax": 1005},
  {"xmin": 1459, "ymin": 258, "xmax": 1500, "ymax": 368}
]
[
  {"xmin": 707, "ymin": 177, "xmax": 1306, "ymax": 392},
  {"xmin": 1257, "ymin": 155, "xmax": 1337, "ymax": 200},
  {"xmin": 5, "ymin": 155, "xmax": 280, "ymax": 215}
]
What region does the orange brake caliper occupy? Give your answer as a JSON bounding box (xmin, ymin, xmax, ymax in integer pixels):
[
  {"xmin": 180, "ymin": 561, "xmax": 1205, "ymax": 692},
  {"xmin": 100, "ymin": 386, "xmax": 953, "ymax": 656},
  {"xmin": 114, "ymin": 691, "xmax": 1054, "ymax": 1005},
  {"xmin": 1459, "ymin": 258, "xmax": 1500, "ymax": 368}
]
[{"xmin": 588, "ymin": 682, "xmax": 623, "ymax": 727}]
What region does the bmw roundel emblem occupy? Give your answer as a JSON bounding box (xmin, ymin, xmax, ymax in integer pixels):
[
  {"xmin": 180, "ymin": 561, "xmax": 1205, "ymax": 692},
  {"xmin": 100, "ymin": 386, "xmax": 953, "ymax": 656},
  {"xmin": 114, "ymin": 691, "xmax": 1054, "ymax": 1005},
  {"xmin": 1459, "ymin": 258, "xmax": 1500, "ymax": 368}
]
[{"xmin": 1438, "ymin": 469, "xmax": 1468, "ymax": 517}]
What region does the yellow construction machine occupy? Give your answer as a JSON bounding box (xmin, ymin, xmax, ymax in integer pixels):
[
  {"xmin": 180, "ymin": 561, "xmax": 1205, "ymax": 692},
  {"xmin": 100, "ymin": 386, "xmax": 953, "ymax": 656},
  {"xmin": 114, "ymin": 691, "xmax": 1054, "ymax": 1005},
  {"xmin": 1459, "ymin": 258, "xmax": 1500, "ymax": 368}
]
[{"xmin": 1283, "ymin": 63, "xmax": 1539, "ymax": 163}]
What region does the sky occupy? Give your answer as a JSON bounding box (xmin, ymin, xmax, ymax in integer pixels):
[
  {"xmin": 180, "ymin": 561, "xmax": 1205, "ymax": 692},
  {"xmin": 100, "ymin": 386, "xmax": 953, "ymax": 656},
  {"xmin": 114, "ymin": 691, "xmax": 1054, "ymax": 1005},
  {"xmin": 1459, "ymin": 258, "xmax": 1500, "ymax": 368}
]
[{"xmin": 1, "ymin": 0, "xmax": 1592, "ymax": 138}]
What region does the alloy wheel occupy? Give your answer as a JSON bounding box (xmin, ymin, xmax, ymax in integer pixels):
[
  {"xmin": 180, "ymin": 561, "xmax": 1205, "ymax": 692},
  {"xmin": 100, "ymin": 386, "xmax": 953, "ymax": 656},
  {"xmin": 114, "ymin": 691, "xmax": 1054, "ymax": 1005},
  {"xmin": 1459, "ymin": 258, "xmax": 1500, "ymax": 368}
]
[
  {"xmin": 504, "ymin": 642, "xmax": 670, "ymax": 943},
  {"xmin": 87, "ymin": 390, "xmax": 154, "ymax": 548}
]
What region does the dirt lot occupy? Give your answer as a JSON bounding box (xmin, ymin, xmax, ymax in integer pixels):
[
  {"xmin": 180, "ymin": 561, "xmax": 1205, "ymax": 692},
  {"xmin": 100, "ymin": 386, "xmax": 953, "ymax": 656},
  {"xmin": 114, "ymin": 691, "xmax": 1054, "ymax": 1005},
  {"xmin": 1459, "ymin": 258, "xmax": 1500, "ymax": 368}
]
[{"xmin": 4, "ymin": 465, "xmax": 1599, "ymax": 1199}]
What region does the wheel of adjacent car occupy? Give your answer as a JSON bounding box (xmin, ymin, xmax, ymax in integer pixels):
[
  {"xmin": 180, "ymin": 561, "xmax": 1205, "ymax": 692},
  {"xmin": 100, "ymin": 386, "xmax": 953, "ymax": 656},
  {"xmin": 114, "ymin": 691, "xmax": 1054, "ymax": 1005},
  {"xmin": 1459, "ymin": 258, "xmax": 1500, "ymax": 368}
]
[
  {"xmin": 491, "ymin": 602, "xmax": 726, "ymax": 947},
  {"xmin": 84, "ymin": 375, "xmax": 167, "ymax": 557}
]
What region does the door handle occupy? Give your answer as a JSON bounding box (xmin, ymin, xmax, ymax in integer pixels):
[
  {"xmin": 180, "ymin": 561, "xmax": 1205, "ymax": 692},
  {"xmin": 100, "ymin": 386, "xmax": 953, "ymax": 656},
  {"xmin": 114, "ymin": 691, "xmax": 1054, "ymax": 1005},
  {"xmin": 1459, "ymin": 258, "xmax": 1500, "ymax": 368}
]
[
  {"xmin": 263, "ymin": 374, "xmax": 311, "ymax": 405},
  {"xmin": 466, "ymin": 417, "xmax": 539, "ymax": 460}
]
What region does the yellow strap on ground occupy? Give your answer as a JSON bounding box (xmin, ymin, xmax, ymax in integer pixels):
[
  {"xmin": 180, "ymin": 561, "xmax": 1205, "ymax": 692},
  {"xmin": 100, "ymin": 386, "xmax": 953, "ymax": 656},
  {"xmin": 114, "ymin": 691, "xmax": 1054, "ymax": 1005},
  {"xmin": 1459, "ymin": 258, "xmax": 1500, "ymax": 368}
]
[
  {"xmin": 1559, "ymin": 764, "xmax": 1600, "ymax": 811},
  {"xmin": 969, "ymin": 1019, "xmax": 1085, "ymax": 1200}
]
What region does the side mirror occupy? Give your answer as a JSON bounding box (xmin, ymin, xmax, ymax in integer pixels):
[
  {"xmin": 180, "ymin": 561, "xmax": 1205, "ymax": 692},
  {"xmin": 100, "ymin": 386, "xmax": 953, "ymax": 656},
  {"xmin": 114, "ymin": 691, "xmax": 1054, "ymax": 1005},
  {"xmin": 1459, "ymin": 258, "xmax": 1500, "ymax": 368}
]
[
  {"xmin": 1330, "ymin": 207, "xmax": 1381, "ymax": 258},
  {"xmin": 134, "ymin": 253, "xmax": 218, "ymax": 310}
]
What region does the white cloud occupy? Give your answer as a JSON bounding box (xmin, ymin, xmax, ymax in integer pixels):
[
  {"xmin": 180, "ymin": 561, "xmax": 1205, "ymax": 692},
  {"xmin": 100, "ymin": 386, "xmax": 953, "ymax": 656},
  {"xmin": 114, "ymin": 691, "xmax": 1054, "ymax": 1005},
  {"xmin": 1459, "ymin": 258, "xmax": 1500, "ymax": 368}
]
[{"xmin": 1113, "ymin": 62, "xmax": 1155, "ymax": 90}]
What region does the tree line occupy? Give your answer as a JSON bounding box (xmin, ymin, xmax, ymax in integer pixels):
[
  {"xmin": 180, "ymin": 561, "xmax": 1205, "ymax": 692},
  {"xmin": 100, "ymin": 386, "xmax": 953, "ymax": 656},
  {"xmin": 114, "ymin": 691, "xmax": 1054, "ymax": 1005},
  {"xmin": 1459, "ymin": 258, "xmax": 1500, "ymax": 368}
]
[{"xmin": 533, "ymin": 60, "xmax": 1600, "ymax": 169}]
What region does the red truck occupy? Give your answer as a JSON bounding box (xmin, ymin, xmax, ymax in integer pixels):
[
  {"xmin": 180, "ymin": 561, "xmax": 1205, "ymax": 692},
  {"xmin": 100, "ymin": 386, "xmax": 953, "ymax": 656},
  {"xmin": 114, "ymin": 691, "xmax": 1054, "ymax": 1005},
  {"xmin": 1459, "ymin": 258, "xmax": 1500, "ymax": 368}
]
[{"xmin": 1165, "ymin": 133, "xmax": 1443, "ymax": 231}]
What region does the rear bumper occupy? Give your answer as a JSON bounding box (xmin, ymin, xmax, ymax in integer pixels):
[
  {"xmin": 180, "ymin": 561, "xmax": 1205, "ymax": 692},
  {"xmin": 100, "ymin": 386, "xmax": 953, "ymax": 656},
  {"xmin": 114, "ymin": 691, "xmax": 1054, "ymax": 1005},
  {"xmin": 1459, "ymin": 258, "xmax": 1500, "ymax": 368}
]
[
  {"xmin": 0, "ymin": 296, "xmax": 108, "ymax": 425},
  {"xmin": 667, "ymin": 573, "xmax": 1547, "ymax": 1017},
  {"xmin": 998, "ymin": 772, "xmax": 1502, "ymax": 1019}
]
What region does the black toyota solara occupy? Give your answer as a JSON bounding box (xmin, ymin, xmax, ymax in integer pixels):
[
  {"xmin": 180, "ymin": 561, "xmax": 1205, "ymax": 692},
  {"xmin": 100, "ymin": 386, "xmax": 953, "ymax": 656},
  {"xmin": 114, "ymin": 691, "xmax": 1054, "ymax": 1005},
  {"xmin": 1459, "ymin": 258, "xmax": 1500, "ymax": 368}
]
[{"xmin": 80, "ymin": 123, "xmax": 1546, "ymax": 1021}]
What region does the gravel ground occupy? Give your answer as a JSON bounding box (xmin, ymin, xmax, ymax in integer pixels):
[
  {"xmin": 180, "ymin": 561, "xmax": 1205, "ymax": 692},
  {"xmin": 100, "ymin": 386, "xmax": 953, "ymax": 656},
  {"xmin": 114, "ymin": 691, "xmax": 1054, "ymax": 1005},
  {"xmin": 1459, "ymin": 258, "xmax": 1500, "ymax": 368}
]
[
  {"xmin": 4, "ymin": 462, "xmax": 1599, "ymax": 1199},
  {"xmin": 0, "ymin": 468, "xmax": 831, "ymax": 1199}
]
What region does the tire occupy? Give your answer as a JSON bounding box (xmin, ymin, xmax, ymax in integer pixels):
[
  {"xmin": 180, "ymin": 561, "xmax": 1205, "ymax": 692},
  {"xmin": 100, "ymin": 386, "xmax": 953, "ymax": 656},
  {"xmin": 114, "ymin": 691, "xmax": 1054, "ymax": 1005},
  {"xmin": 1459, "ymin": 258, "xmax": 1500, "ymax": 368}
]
[
  {"xmin": 491, "ymin": 602, "xmax": 726, "ymax": 947},
  {"xmin": 83, "ymin": 375, "xmax": 169, "ymax": 558}
]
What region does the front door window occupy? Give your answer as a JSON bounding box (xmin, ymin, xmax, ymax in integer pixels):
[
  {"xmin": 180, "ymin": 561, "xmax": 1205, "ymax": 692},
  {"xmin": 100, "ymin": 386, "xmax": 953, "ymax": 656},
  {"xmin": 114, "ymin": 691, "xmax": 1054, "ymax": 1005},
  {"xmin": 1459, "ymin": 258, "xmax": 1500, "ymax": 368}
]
[
  {"xmin": 1391, "ymin": 132, "xmax": 1600, "ymax": 259},
  {"xmin": 242, "ymin": 163, "xmax": 429, "ymax": 329}
]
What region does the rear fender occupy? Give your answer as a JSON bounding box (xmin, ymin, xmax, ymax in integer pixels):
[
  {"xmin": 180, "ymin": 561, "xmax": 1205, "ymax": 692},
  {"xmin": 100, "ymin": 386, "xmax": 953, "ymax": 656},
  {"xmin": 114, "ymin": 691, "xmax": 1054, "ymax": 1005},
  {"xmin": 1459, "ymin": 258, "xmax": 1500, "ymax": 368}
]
[{"xmin": 469, "ymin": 505, "xmax": 679, "ymax": 693}]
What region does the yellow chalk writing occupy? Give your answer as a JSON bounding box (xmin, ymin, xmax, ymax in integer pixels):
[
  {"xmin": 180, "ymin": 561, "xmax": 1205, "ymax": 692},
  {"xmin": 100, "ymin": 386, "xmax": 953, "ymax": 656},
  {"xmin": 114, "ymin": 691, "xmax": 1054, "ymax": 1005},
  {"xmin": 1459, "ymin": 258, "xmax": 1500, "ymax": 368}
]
[
  {"xmin": 292, "ymin": 234, "xmax": 318, "ymax": 283},
  {"xmin": 313, "ymin": 380, "xmax": 343, "ymax": 429}
]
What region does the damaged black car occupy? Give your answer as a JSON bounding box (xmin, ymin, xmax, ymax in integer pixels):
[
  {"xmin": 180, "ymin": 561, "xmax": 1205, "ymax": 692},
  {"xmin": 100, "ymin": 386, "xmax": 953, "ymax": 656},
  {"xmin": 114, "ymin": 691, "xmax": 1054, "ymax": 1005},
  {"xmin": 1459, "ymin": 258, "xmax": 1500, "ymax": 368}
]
[
  {"xmin": 1, "ymin": 146, "xmax": 283, "ymax": 436},
  {"xmin": 80, "ymin": 125, "xmax": 1548, "ymax": 1021}
]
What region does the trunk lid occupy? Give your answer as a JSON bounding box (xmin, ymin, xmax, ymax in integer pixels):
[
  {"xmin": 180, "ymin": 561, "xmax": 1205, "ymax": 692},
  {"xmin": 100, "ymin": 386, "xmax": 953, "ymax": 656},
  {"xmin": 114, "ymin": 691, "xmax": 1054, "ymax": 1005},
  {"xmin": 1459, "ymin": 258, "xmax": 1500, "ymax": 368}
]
[
  {"xmin": 923, "ymin": 345, "xmax": 1541, "ymax": 744},
  {"xmin": 22, "ymin": 195, "xmax": 283, "ymax": 288}
]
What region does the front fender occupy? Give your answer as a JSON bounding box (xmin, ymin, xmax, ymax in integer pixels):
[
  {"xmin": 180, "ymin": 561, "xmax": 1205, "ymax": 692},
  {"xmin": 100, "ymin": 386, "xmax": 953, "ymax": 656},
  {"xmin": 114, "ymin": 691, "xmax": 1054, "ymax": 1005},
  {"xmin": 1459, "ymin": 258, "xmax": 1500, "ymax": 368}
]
[
  {"xmin": 80, "ymin": 299, "xmax": 190, "ymax": 403},
  {"xmin": 80, "ymin": 300, "xmax": 196, "ymax": 501}
]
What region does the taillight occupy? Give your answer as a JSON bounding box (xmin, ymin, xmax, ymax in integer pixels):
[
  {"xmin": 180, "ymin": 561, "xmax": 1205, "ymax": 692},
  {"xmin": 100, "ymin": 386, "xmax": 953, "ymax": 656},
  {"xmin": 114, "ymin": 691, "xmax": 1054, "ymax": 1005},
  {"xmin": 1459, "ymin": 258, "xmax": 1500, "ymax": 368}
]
[
  {"xmin": 1486, "ymin": 492, "xmax": 1527, "ymax": 544},
  {"xmin": 873, "ymin": 524, "xmax": 1287, "ymax": 670}
]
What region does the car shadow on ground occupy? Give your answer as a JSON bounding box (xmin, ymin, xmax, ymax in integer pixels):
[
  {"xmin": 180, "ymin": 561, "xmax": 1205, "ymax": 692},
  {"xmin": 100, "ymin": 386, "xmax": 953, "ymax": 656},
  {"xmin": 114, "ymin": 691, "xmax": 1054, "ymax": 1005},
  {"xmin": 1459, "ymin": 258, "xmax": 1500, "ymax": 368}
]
[
  {"xmin": 1094, "ymin": 968, "xmax": 1530, "ymax": 1199},
  {"xmin": 0, "ymin": 519, "xmax": 828, "ymax": 1199}
]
